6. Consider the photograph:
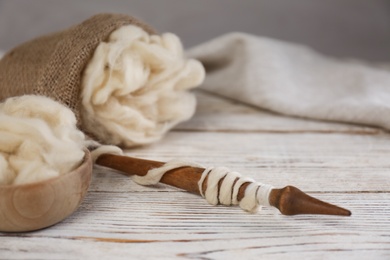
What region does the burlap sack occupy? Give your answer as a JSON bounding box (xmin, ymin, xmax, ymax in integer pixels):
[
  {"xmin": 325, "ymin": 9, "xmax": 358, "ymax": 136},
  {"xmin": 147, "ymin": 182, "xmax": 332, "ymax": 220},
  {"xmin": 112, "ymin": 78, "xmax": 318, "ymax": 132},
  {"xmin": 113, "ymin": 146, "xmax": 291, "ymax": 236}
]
[{"xmin": 0, "ymin": 13, "xmax": 155, "ymax": 126}]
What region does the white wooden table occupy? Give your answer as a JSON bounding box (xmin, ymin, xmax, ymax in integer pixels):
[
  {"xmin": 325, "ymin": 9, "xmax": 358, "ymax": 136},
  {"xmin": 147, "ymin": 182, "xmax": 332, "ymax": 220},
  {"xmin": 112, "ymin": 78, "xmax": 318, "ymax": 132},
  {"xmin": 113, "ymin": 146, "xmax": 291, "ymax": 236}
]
[{"xmin": 1, "ymin": 90, "xmax": 389, "ymax": 259}]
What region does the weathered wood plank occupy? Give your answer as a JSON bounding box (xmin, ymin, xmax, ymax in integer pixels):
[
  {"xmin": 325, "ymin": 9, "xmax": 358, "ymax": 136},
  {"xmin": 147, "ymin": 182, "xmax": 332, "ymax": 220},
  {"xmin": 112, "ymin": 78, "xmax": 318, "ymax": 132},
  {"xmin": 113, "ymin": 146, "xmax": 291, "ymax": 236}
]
[
  {"xmin": 1, "ymin": 235, "xmax": 388, "ymax": 260},
  {"xmin": 1, "ymin": 192, "xmax": 388, "ymax": 259}
]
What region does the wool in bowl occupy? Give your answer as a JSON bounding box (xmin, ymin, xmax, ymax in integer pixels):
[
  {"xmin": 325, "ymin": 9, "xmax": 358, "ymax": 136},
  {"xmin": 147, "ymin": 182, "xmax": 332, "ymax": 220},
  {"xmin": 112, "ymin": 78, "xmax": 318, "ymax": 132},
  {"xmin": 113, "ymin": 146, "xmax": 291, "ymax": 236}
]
[{"xmin": 0, "ymin": 95, "xmax": 85, "ymax": 185}]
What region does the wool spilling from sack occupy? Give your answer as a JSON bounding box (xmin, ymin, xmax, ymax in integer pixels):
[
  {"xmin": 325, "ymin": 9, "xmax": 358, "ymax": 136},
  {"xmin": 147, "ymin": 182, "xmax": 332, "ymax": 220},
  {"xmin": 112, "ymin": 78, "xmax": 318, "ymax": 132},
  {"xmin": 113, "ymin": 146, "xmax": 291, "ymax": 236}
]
[
  {"xmin": 81, "ymin": 25, "xmax": 205, "ymax": 147},
  {"xmin": 0, "ymin": 95, "xmax": 85, "ymax": 185}
]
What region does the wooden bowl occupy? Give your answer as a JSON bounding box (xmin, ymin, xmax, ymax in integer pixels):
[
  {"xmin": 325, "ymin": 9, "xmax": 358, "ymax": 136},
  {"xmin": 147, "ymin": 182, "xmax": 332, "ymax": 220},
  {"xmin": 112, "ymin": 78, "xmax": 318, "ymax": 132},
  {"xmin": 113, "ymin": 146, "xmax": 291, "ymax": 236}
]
[{"xmin": 0, "ymin": 149, "xmax": 92, "ymax": 232}]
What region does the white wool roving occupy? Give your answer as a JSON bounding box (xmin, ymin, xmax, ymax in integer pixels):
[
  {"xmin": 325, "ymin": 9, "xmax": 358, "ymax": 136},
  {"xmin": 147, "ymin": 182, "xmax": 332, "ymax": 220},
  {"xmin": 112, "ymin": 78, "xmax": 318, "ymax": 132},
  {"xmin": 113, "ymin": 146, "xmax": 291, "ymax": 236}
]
[
  {"xmin": 81, "ymin": 25, "xmax": 205, "ymax": 147},
  {"xmin": 0, "ymin": 95, "xmax": 85, "ymax": 185}
]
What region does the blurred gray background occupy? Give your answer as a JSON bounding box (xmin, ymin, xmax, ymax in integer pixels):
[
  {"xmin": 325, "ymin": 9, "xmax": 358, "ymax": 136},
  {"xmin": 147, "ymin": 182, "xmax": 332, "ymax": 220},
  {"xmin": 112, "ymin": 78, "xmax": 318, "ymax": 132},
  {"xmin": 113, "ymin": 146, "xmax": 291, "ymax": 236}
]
[{"xmin": 0, "ymin": 0, "xmax": 389, "ymax": 61}]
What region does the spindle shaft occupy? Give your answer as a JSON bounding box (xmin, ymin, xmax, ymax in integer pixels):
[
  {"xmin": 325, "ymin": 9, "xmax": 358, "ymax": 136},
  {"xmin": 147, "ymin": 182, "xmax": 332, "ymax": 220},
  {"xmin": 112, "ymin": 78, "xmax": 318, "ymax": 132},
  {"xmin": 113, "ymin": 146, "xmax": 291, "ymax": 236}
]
[{"xmin": 96, "ymin": 153, "xmax": 351, "ymax": 216}]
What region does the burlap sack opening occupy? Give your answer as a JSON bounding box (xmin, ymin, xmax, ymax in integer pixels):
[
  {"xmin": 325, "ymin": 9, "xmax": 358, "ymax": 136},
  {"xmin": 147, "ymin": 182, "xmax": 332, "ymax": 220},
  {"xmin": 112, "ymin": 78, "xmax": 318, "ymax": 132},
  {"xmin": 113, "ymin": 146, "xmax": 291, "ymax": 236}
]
[{"xmin": 0, "ymin": 13, "xmax": 155, "ymax": 126}]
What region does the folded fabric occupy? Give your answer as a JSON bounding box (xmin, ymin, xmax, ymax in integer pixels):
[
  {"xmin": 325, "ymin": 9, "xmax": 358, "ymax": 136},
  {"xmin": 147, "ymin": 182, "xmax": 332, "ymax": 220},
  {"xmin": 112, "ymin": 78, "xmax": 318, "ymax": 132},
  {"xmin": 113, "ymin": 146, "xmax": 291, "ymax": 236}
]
[{"xmin": 188, "ymin": 33, "xmax": 390, "ymax": 130}]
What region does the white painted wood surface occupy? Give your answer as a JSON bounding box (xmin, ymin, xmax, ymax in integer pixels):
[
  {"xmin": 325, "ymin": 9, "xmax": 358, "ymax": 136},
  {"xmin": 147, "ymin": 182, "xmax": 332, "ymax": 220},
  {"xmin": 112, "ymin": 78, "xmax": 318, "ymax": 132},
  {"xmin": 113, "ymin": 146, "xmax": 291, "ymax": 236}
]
[{"xmin": 1, "ymin": 90, "xmax": 389, "ymax": 259}]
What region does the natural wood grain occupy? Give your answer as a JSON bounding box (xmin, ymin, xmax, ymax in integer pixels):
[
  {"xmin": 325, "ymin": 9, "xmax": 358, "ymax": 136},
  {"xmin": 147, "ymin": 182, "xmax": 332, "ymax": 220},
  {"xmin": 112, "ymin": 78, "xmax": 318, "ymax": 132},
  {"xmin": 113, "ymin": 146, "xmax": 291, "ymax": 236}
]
[
  {"xmin": 0, "ymin": 192, "xmax": 388, "ymax": 259},
  {"xmin": 1, "ymin": 91, "xmax": 389, "ymax": 259},
  {"xmin": 0, "ymin": 150, "xmax": 92, "ymax": 232}
]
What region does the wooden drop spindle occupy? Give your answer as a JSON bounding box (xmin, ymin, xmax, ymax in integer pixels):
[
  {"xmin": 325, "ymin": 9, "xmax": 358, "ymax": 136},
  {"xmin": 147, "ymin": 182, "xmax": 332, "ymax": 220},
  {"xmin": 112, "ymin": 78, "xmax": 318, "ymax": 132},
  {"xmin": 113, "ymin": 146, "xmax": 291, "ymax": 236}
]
[{"xmin": 95, "ymin": 153, "xmax": 351, "ymax": 216}]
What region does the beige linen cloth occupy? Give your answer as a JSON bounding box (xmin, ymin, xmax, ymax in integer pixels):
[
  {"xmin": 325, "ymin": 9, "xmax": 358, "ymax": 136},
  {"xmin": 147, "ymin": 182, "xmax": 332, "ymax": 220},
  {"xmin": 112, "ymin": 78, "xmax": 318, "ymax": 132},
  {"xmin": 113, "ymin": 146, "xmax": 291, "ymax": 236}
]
[{"xmin": 188, "ymin": 33, "xmax": 390, "ymax": 130}]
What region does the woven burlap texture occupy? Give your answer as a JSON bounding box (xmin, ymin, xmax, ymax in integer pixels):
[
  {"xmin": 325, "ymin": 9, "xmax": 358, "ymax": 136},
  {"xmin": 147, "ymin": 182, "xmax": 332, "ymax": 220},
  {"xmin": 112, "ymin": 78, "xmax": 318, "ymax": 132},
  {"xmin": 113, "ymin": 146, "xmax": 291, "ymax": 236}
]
[{"xmin": 0, "ymin": 13, "xmax": 155, "ymax": 126}]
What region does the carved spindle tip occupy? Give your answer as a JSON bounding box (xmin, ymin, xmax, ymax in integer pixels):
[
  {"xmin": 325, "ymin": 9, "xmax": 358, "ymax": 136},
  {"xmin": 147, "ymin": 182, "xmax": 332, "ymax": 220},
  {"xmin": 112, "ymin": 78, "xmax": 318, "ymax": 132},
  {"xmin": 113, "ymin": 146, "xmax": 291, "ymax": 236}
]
[{"xmin": 269, "ymin": 186, "xmax": 351, "ymax": 216}]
